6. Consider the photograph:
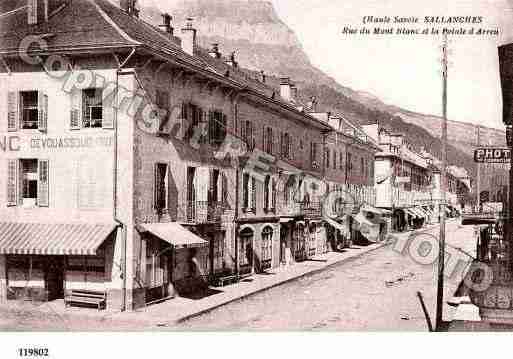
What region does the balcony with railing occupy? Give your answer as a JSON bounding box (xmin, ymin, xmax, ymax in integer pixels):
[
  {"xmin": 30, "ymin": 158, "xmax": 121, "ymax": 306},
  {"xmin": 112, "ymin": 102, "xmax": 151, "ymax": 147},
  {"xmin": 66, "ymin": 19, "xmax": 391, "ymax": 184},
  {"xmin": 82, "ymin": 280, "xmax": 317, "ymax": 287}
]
[{"xmin": 177, "ymin": 201, "xmax": 227, "ymax": 224}]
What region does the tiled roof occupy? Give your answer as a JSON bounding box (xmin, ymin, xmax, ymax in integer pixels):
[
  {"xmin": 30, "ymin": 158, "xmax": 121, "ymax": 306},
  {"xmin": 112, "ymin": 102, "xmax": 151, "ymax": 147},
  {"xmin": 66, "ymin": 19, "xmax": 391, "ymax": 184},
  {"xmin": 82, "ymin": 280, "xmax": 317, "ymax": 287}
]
[
  {"xmin": 0, "ymin": 0, "xmax": 331, "ymax": 130},
  {"xmin": 0, "ymin": 0, "xmax": 133, "ymax": 53}
]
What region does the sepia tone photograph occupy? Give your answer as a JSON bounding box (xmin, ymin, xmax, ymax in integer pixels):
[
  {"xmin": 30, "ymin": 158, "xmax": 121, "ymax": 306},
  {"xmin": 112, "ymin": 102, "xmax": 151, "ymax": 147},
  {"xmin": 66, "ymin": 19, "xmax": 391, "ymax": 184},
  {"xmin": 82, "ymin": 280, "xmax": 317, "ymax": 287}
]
[{"xmin": 0, "ymin": 0, "xmax": 512, "ymax": 340}]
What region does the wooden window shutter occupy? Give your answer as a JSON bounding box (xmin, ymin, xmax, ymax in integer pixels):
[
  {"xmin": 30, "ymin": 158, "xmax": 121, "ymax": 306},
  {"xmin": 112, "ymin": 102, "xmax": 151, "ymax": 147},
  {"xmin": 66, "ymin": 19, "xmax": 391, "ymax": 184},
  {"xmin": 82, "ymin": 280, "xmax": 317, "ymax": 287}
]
[
  {"xmin": 243, "ymin": 173, "xmax": 249, "ymax": 209},
  {"xmin": 7, "ymin": 159, "xmax": 18, "ymax": 206},
  {"xmin": 37, "ymin": 160, "xmax": 49, "ymax": 207},
  {"xmin": 70, "ymin": 90, "xmax": 81, "ymax": 130},
  {"xmin": 251, "ymin": 177, "xmax": 257, "ymax": 211},
  {"xmin": 262, "ymin": 125, "xmax": 266, "ymax": 151},
  {"xmin": 38, "ymin": 92, "xmax": 48, "ymax": 132},
  {"xmin": 221, "ymin": 173, "xmax": 228, "ymax": 206},
  {"xmin": 102, "ymin": 88, "xmax": 114, "ymax": 129},
  {"xmin": 28, "ymin": 0, "xmax": 37, "ymax": 25},
  {"xmin": 271, "ymin": 178, "xmax": 277, "ymax": 209},
  {"xmin": 7, "ymin": 91, "xmax": 19, "ymax": 132}
]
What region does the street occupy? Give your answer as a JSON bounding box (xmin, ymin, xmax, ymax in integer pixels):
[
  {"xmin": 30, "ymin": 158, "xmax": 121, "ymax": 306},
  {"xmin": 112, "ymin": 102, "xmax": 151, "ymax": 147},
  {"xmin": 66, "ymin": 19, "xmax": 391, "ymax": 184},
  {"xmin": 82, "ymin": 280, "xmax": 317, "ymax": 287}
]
[
  {"xmin": 0, "ymin": 221, "xmax": 476, "ymax": 331},
  {"xmin": 175, "ymin": 222, "xmax": 476, "ymax": 331}
]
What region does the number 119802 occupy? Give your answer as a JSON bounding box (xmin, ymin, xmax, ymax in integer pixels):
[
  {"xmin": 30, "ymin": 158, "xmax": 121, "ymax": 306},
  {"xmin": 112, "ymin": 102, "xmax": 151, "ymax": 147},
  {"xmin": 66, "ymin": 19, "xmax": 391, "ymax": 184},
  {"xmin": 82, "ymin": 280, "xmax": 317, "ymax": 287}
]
[{"xmin": 18, "ymin": 348, "xmax": 49, "ymax": 357}]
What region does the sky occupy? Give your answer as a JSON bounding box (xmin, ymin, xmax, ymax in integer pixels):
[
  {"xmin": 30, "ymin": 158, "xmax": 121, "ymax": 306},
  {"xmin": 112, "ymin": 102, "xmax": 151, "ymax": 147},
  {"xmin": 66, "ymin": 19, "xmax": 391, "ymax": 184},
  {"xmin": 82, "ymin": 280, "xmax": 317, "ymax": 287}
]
[{"xmin": 152, "ymin": 0, "xmax": 513, "ymax": 130}]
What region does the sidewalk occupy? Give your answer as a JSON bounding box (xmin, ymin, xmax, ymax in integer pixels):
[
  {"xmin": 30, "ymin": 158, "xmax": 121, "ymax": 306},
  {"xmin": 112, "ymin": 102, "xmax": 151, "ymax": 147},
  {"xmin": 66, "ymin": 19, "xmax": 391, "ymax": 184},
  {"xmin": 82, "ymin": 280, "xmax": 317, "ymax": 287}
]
[{"xmin": 1, "ymin": 223, "xmax": 444, "ymax": 330}]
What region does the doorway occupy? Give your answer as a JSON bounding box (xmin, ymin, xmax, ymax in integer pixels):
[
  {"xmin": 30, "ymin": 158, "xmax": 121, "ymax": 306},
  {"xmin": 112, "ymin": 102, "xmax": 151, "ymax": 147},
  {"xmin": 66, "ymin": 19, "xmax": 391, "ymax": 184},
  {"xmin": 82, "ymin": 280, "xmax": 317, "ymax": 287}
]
[{"xmin": 46, "ymin": 257, "xmax": 64, "ymax": 301}]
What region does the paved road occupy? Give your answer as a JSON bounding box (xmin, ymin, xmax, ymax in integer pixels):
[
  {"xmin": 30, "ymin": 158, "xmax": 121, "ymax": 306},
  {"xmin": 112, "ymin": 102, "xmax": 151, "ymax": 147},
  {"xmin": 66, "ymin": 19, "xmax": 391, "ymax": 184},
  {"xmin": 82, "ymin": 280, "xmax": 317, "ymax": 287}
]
[{"xmin": 175, "ymin": 222, "xmax": 476, "ymax": 331}]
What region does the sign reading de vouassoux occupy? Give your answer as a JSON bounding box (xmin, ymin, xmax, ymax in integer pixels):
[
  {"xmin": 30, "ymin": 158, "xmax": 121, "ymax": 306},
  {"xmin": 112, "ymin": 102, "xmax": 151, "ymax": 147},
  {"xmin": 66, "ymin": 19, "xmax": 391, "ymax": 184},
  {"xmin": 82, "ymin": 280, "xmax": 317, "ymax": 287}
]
[{"xmin": 474, "ymin": 147, "xmax": 511, "ymax": 163}]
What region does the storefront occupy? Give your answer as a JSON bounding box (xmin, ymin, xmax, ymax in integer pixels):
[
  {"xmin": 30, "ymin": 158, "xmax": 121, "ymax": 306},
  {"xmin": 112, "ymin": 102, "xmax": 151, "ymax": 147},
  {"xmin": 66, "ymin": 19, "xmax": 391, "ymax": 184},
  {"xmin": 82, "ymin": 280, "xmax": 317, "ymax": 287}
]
[
  {"xmin": 136, "ymin": 223, "xmax": 209, "ymax": 300},
  {"xmin": 0, "ymin": 222, "xmax": 117, "ymax": 303}
]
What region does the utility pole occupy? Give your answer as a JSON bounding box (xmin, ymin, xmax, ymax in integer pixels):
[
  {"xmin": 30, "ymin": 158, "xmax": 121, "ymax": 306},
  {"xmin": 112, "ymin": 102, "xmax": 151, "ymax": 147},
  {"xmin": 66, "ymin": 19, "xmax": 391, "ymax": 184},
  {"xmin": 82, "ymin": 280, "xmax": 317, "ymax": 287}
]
[
  {"xmin": 436, "ymin": 34, "xmax": 448, "ymax": 332},
  {"xmin": 477, "ymin": 125, "xmax": 481, "ymax": 211}
]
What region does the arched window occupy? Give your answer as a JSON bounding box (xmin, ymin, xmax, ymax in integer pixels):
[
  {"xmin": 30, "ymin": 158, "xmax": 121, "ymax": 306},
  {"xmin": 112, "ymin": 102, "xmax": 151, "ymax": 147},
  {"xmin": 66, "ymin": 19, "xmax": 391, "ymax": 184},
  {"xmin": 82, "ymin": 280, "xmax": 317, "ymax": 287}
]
[
  {"xmin": 239, "ymin": 228, "xmax": 254, "ymax": 274},
  {"xmin": 261, "ymin": 226, "xmax": 273, "ymax": 269}
]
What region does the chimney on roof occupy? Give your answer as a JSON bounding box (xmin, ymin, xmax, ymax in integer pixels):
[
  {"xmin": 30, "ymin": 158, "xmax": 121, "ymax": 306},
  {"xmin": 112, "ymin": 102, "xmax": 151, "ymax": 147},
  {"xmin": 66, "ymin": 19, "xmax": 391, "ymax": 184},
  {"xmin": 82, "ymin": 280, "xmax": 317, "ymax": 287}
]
[
  {"xmin": 120, "ymin": 0, "xmax": 139, "ymax": 17},
  {"xmin": 159, "ymin": 13, "xmax": 173, "ymax": 35},
  {"xmin": 290, "ymin": 85, "xmax": 298, "ymax": 103},
  {"xmin": 27, "ymin": 0, "xmax": 49, "ymax": 25},
  {"xmin": 180, "ymin": 18, "xmax": 197, "ymax": 56},
  {"xmin": 280, "ymin": 77, "xmax": 293, "ymax": 103},
  {"xmin": 209, "ymin": 43, "xmax": 221, "ymax": 59},
  {"xmin": 225, "ymin": 51, "xmax": 238, "ymax": 68},
  {"xmin": 307, "ymin": 96, "xmax": 317, "ymax": 112}
]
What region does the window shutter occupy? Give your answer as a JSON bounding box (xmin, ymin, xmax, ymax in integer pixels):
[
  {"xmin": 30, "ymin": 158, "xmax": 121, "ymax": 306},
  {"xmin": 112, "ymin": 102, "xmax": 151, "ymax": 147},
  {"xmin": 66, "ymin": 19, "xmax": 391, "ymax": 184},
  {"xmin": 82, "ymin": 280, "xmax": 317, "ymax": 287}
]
[
  {"xmin": 70, "ymin": 90, "xmax": 81, "ymax": 130},
  {"xmin": 7, "ymin": 91, "xmax": 19, "ymax": 132},
  {"xmin": 28, "ymin": 0, "xmax": 37, "ymax": 24},
  {"xmin": 7, "ymin": 159, "xmax": 17, "ymax": 206},
  {"xmin": 221, "ymin": 173, "xmax": 228, "ymax": 206},
  {"xmin": 37, "ymin": 160, "xmax": 49, "ymax": 207},
  {"xmin": 271, "ymin": 178, "xmax": 277, "ymax": 209},
  {"xmin": 102, "ymin": 88, "xmax": 114, "ymax": 129},
  {"xmin": 38, "ymin": 92, "xmax": 48, "ymax": 132},
  {"xmin": 289, "ymin": 136, "xmax": 293, "ymax": 160},
  {"xmin": 196, "ymin": 167, "xmax": 209, "ymax": 202},
  {"xmin": 243, "ymin": 173, "xmax": 249, "ymax": 209},
  {"xmin": 251, "ymin": 177, "xmax": 256, "ymax": 211},
  {"xmin": 262, "ymin": 125, "xmax": 266, "ymax": 151}
]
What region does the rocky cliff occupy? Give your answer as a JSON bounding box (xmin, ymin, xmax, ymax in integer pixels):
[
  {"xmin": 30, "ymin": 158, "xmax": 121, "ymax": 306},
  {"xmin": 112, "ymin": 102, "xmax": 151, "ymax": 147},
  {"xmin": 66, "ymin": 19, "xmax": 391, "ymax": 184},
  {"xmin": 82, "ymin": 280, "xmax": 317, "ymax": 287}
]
[{"xmin": 131, "ymin": 0, "xmax": 506, "ymax": 186}]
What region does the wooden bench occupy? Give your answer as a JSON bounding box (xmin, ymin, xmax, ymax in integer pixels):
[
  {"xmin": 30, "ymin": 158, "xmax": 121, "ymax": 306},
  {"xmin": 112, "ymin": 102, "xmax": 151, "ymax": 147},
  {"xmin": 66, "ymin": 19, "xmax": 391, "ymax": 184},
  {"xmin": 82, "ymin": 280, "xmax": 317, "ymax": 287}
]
[
  {"xmin": 65, "ymin": 290, "xmax": 106, "ymax": 311},
  {"xmin": 215, "ymin": 275, "xmax": 239, "ymax": 287}
]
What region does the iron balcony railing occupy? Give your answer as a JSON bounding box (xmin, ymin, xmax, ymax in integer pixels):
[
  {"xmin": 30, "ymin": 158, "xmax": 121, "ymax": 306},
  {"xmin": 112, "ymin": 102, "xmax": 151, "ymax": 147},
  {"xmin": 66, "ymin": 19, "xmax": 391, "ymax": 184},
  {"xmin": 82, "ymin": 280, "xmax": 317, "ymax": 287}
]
[{"xmin": 178, "ymin": 201, "xmax": 227, "ymax": 224}]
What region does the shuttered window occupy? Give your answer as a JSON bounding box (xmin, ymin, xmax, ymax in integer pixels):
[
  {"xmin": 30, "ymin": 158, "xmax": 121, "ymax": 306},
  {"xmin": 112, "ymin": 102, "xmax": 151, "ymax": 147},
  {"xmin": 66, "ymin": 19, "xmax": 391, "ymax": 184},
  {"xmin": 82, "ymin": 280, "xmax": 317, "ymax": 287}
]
[
  {"xmin": 7, "ymin": 159, "xmax": 17, "ymax": 206},
  {"xmin": 37, "ymin": 160, "xmax": 49, "ymax": 207},
  {"xmin": 7, "ymin": 91, "xmax": 19, "ymax": 132},
  {"xmin": 7, "ymin": 159, "xmax": 50, "ymax": 207},
  {"xmin": 82, "ymin": 89, "xmax": 103, "ymax": 128},
  {"xmin": 154, "ymin": 163, "xmax": 169, "ymax": 213},
  {"xmin": 38, "ymin": 92, "xmax": 48, "ymax": 132},
  {"xmin": 242, "ymin": 173, "xmax": 249, "ymax": 210}
]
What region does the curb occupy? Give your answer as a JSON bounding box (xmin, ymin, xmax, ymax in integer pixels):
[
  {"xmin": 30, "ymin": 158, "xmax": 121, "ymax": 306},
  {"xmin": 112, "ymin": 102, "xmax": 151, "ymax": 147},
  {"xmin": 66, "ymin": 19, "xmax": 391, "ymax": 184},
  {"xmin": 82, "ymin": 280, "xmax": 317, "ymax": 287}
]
[
  {"xmin": 175, "ymin": 241, "xmax": 390, "ymax": 324},
  {"xmin": 174, "ymin": 223, "xmax": 445, "ymax": 325}
]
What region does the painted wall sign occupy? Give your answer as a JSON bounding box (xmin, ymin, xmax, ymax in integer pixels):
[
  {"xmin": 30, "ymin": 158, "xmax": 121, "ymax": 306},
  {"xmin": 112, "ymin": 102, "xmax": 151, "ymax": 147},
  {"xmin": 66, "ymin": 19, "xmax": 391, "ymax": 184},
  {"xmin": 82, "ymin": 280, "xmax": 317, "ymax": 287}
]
[
  {"xmin": 0, "ymin": 136, "xmax": 113, "ymax": 152},
  {"xmin": 30, "ymin": 136, "xmax": 114, "ymax": 150},
  {"xmin": 0, "ymin": 136, "xmax": 21, "ymax": 152}
]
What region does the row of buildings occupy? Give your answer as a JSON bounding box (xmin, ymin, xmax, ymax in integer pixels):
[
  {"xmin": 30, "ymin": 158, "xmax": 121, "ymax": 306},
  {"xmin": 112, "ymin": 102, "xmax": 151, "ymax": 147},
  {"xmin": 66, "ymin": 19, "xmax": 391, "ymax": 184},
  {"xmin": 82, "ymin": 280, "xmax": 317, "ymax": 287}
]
[{"xmin": 0, "ymin": 0, "xmax": 471, "ymax": 310}]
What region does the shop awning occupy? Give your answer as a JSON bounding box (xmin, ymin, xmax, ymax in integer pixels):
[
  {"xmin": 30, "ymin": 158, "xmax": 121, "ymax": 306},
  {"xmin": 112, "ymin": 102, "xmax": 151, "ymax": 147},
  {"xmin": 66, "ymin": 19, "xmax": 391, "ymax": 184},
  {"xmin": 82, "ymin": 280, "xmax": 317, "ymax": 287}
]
[
  {"xmin": 0, "ymin": 222, "xmax": 117, "ymax": 256},
  {"xmin": 361, "ymin": 206, "xmax": 391, "ymax": 216},
  {"xmin": 414, "ymin": 207, "xmax": 428, "ymax": 218},
  {"xmin": 405, "ymin": 209, "xmax": 421, "ymax": 218},
  {"xmin": 324, "ymin": 217, "xmax": 348, "ymax": 234},
  {"xmin": 137, "ymin": 223, "xmax": 208, "ymax": 249}
]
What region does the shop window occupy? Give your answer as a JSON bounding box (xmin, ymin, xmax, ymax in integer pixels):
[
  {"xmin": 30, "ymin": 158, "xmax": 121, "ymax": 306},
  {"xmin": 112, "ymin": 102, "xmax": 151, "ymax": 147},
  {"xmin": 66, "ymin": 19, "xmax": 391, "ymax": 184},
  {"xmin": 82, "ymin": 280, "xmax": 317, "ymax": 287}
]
[
  {"xmin": 7, "ymin": 159, "xmax": 49, "ymax": 208},
  {"xmin": 145, "ymin": 243, "xmax": 166, "ymax": 288},
  {"xmin": 154, "ymin": 163, "xmax": 169, "ymax": 214},
  {"xmin": 261, "ymin": 227, "xmax": 273, "ymax": 267},
  {"xmin": 82, "ymin": 88, "xmax": 103, "ymax": 128}
]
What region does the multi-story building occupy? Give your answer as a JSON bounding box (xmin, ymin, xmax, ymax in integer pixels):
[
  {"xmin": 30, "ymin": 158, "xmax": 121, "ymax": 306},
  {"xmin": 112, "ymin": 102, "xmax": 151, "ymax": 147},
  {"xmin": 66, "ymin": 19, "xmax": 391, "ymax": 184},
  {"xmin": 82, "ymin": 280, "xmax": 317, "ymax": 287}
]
[
  {"xmin": 0, "ymin": 0, "xmax": 353, "ymax": 310},
  {"xmin": 363, "ymin": 125, "xmax": 435, "ymax": 232}
]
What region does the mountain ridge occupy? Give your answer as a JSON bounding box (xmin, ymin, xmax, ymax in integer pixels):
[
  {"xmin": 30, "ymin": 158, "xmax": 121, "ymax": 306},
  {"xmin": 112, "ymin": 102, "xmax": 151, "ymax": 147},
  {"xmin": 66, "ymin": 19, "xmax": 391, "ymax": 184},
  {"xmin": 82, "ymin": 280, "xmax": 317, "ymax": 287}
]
[{"xmin": 130, "ymin": 0, "xmax": 507, "ymax": 184}]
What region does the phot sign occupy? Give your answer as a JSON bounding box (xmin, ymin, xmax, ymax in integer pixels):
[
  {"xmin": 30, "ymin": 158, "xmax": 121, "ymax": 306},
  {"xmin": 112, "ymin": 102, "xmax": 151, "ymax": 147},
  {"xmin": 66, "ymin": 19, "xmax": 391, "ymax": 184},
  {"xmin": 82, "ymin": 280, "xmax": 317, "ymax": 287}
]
[{"xmin": 474, "ymin": 148, "xmax": 511, "ymax": 163}]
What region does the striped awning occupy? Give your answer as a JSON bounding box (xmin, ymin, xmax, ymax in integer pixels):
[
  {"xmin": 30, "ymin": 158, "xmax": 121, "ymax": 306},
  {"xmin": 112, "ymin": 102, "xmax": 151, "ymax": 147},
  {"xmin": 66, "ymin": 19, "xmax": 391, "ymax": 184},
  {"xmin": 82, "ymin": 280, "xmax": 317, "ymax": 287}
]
[
  {"xmin": 0, "ymin": 222, "xmax": 117, "ymax": 256},
  {"xmin": 137, "ymin": 223, "xmax": 208, "ymax": 249}
]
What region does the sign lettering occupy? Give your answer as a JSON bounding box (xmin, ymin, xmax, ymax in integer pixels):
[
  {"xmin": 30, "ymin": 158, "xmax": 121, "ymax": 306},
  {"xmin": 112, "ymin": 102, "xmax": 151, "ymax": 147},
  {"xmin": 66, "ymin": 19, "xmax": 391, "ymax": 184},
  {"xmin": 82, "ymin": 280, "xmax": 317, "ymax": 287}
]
[{"xmin": 474, "ymin": 148, "xmax": 511, "ymax": 163}]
